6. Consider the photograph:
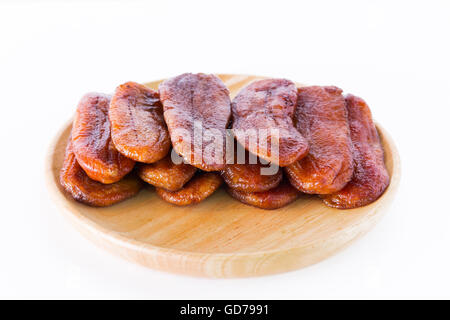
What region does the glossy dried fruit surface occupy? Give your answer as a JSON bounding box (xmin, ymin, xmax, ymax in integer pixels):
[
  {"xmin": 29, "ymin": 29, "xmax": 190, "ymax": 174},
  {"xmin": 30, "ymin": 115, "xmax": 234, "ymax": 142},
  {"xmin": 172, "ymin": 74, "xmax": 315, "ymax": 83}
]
[
  {"xmin": 222, "ymin": 163, "xmax": 282, "ymax": 193},
  {"xmin": 156, "ymin": 172, "xmax": 223, "ymax": 206},
  {"xmin": 60, "ymin": 139, "xmax": 142, "ymax": 207},
  {"xmin": 227, "ymin": 179, "xmax": 299, "ymax": 210},
  {"xmin": 159, "ymin": 73, "xmax": 231, "ymax": 171},
  {"xmin": 109, "ymin": 82, "xmax": 171, "ymax": 163},
  {"xmin": 231, "ymin": 79, "xmax": 309, "ymax": 167},
  {"xmin": 72, "ymin": 93, "xmax": 135, "ymax": 184},
  {"xmin": 222, "ymin": 149, "xmax": 282, "ymax": 192},
  {"xmin": 138, "ymin": 152, "xmax": 197, "ymax": 191},
  {"xmin": 321, "ymin": 94, "xmax": 390, "ymax": 209},
  {"xmin": 285, "ymin": 86, "xmax": 353, "ymax": 194}
]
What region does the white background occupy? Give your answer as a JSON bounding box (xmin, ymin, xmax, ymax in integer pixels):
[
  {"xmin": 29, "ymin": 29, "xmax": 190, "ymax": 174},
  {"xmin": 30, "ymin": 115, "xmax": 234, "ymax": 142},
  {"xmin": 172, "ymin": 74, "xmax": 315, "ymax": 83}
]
[{"xmin": 1, "ymin": 0, "xmax": 449, "ymax": 299}]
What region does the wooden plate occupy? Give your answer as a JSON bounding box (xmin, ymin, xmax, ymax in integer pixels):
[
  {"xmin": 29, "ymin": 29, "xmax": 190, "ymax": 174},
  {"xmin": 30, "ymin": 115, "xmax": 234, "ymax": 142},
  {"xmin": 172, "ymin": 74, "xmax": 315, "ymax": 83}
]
[{"xmin": 45, "ymin": 74, "xmax": 400, "ymax": 278}]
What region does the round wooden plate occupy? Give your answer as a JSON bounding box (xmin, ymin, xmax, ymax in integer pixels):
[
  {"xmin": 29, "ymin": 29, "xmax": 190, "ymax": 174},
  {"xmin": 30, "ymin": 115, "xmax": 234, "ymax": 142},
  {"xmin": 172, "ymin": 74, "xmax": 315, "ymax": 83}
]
[{"xmin": 45, "ymin": 74, "xmax": 400, "ymax": 278}]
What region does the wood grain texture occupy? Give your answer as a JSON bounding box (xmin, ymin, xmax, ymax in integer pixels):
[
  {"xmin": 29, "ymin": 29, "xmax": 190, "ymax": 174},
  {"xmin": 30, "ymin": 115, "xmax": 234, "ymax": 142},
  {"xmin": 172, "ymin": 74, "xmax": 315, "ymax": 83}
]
[{"xmin": 45, "ymin": 74, "xmax": 401, "ymax": 278}]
